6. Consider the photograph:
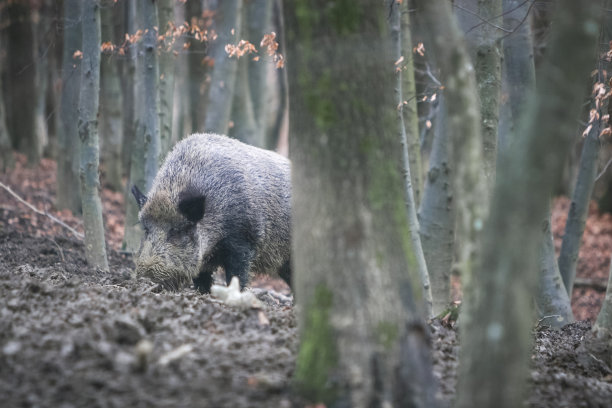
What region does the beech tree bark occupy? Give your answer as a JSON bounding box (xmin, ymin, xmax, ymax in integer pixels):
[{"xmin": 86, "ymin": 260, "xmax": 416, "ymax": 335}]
[
  {"xmin": 204, "ymin": 0, "xmax": 242, "ymax": 135},
  {"xmin": 157, "ymin": 0, "xmax": 175, "ymax": 161},
  {"xmin": 57, "ymin": 0, "xmax": 82, "ymax": 212},
  {"xmin": 286, "ymin": 1, "xmax": 437, "ymax": 406},
  {"xmin": 78, "ymin": 0, "xmax": 109, "ymax": 271},
  {"xmin": 455, "ymin": 2, "xmax": 601, "ymax": 407},
  {"xmin": 456, "ymin": 0, "xmax": 502, "ymax": 194},
  {"xmin": 99, "ymin": 1, "xmax": 123, "ymax": 191},
  {"xmin": 415, "ymin": 0, "xmax": 486, "ymax": 302},
  {"xmin": 419, "ymin": 96, "xmax": 455, "ymax": 316}
]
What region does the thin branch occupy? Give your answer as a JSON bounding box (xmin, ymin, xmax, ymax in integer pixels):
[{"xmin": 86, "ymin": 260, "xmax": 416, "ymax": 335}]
[
  {"xmin": 453, "ymin": 3, "xmax": 512, "ymax": 33},
  {"xmin": 0, "ymin": 181, "xmax": 84, "ymax": 239},
  {"xmin": 595, "ymin": 156, "xmax": 612, "ymax": 182},
  {"xmin": 464, "ymin": 0, "xmax": 531, "ymax": 34}
]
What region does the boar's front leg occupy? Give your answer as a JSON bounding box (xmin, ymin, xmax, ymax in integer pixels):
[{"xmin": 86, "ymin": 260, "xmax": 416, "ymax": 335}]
[
  {"xmin": 218, "ymin": 238, "xmax": 254, "ymax": 290},
  {"xmin": 193, "ymin": 261, "xmax": 217, "ymax": 294}
]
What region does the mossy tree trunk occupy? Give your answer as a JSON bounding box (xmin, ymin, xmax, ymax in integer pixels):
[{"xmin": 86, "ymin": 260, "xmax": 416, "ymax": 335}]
[
  {"xmin": 456, "ymin": 0, "xmax": 502, "ymax": 195},
  {"xmin": 285, "ymin": 1, "xmax": 437, "ymax": 406},
  {"xmin": 455, "ymin": 2, "xmax": 601, "ymax": 407},
  {"xmin": 57, "ymin": 0, "xmax": 82, "ymax": 213},
  {"xmin": 78, "ymin": 0, "xmax": 109, "ymax": 272}
]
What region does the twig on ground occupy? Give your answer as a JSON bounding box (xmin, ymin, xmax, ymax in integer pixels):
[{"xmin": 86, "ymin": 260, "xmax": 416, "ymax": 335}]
[{"xmin": 0, "ymin": 181, "xmax": 84, "ymax": 239}]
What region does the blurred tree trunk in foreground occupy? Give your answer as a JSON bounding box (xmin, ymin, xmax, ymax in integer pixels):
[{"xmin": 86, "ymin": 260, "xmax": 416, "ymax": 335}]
[
  {"xmin": 286, "ymin": 1, "xmax": 437, "ymax": 406},
  {"xmin": 455, "ymin": 1, "xmax": 601, "ymax": 407},
  {"xmin": 57, "ymin": 0, "xmax": 82, "ymax": 213},
  {"xmin": 78, "ymin": 0, "xmax": 109, "ymax": 271}
]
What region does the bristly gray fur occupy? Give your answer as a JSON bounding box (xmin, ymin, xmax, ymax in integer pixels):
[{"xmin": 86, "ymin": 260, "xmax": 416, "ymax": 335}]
[{"xmin": 134, "ymin": 133, "xmax": 292, "ymax": 292}]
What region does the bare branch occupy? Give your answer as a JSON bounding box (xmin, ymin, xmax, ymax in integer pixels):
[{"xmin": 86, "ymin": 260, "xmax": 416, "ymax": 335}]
[{"xmin": 0, "ymin": 181, "xmax": 84, "ymax": 239}]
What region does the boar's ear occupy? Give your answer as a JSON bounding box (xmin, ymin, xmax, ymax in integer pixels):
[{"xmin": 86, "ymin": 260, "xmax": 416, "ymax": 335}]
[
  {"xmin": 131, "ymin": 185, "xmax": 147, "ymax": 209},
  {"xmin": 178, "ymin": 194, "xmax": 205, "ymax": 223}
]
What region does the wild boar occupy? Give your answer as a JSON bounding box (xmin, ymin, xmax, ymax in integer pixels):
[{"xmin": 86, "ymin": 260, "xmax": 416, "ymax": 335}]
[{"xmin": 132, "ymin": 133, "xmax": 291, "ymax": 293}]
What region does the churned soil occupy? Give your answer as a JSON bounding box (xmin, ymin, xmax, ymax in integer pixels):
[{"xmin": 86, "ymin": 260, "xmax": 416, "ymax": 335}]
[{"xmin": 1, "ymin": 154, "xmax": 612, "ymax": 407}]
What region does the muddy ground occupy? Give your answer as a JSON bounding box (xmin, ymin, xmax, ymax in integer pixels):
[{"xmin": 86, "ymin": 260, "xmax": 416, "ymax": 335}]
[{"xmin": 1, "ymin": 155, "xmax": 612, "ymax": 407}]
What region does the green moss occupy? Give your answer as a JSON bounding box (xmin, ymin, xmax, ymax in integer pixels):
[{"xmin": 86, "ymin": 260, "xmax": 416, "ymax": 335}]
[
  {"xmin": 294, "ymin": 284, "xmax": 338, "ymax": 403},
  {"xmin": 377, "ymin": 321, "xmax": 399, "ymax": 350}
]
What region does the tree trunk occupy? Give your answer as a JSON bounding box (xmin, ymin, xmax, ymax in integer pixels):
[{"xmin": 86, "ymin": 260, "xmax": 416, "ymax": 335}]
[
  {"xmin": 141, "ymin": 0, "xmax": 161, "ymax": 191},
  {"xmin": 33, "ymin": 0, "xmax": 52, "ymax": 158},
  {"xmin": 204, "ymin": 0, "xmax": 242, "ymax": 135},
  {"xmin": 558, "ymin": 82, "xmax": 605, "ymax": 296},
  {"xmin": 78, "ymin": 0, "xmax": 109, "ymax": 271},
  {"xmin": 0, "ymin": 65, "xmax": 12, "ymax": 171},
  {"xmin": 6, "ymin": 2, "xmax": 39, "ymax": 164},
  {"xmin": 455, "ymin": 2, "xmax": 601, "ymax": 407},
  {"xmin": 400, "ymin": 0, "xmax": 423, "ymax": 206},
  {"xmin": 415, "ymin": 0, "xmax": 486, "ymax": 301},
  {"xmin": 419, "ymin": 96, "xmax": 455, "ymax": 316},
  {"xmin": 120, "ymin": 0, "xmax": 138, "ymax": 176},
  {"xmin": 229, "ymin": 55, "xmax": 260, "ymax": 145},
  {"xmin": 269, "ymin": 0, "xmax": 289, "ymax": 151},
  {"xmin": 246, "ymin": 0, "xmax": 272, "ymax": 145},
  {"xmin": 99, "ymin": 1, "xmax": 123, "ymax": 191},
  {"xmin": 285, "ymin": 1, "xmax": 437, "ymax": 406},
  {"xmin": 157, "ymin": 0, "xmax": 175, "ymax": 161},
  {"xmin": 537, "ymin": 211, "xmax": 574, "ymax": 328},
  {"xmin": 456, "ymin": 0, "xmax": 502, "ymax": 194},
  {"xmin": 57, "ymin": 0, "xmax": 82, "ymax": 213},
  {"xmin": 499, "ymin": 0, "xmax": 535, "ymax": 152},
  {"xmin": 391, "ymin": 1, "xmax": 432, "ymax": 318}
]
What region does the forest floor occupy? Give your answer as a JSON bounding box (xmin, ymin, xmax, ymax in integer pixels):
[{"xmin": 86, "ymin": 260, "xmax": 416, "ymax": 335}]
[{"xmin": 1, "ymin": 154, "xmax": 612, "ymax": 407}]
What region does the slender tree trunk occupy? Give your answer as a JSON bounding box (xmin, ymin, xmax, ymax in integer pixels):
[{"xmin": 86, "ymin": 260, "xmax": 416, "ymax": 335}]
[
  {"xmin": 78, "ymin": 0, "xmax": 109, "ymax": 272},
  {"xmin": 537, "ymin": 210, "xmax": 574, "ymax": 328},
  {"xmin": 401, "ymin": 0, "xmax": 423, "ymax": 206},
  {"xmin": 592, "ymin": 254, "xmax": 612, "ymax": 352},
  {"xmin": 186, "ymin": 0, "xmax": 208, "ymax": 132},
  {"xmin": 286, "ymin": 1, "xmax": 437, "ymax": 406},
  {"xmin": 33, "ymin": 0, "xmax": 51, "ymax": 158},
  {"xmin": 269, "ymin": 0, "xmax": 288, "ymax": 151},
  {"xmin": 558, "ymin": 80, "xmax": 606, "ymax": 296},
  {"xmin": 99, "ymin": 1, "xmax": 123, "ymax": 191},
  {"xmin": 419, "ymin": 96, "xmax": 455, "ymax": 316},
  {"xmin": 230, "ymin": 55, "xmax": 260, "ymax": 145},
  {"xmin": 120, "ymin": 0, "xmax": 137, "ymax": 176},
  {"xmin": 123, "ymin": 1, "xmax": 145, "ymax": 253},
  {"xmin": 57, "ymin": 0, "xmax": 82, "ymax": 213},
  {"xmin": 141, "ymin": 0, "xmax": 161, "ymax": 191},
  {"xmin": 499, "ymin": 0, "xmax": 535, "ymax": 152},
  {"xmin": 204, "ymin": 0, "xmax": 242, "ymax": 135},
  {"xmin": 246, "ymin": 0, "xmax": 272, "ymax": 144},
  {"xmin": 455, "ymin": 2, "xmax": 601, "ymax": 407},
  {"xmin": 391, "ymin": 1, "xmax": 432, "ymax": 317},
  {"xmin": 415, "ymin": 0, "xmax": 486, "ymax": 297},
  {"xmin": 157, "ymin": 0, "xmax": 175, "ymax": 161}
]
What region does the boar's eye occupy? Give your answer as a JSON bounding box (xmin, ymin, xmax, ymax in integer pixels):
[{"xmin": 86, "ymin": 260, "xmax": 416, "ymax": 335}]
[
  {"xmin": 178, "ymin": 194, "xmax": 205, "ymax": 223},
  {"xmin": 167, "ymin": 223, "xmax": 196, "ymax": 242}
]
